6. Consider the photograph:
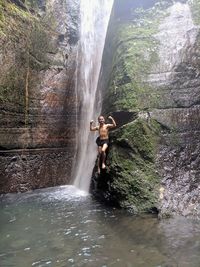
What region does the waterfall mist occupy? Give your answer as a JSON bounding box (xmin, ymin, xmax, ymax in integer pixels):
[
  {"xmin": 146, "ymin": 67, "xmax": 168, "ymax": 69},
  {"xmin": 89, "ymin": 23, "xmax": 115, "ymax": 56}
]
[{"xmin": 72, "ymin": 0, "xmax": 114, "ymax": 192}]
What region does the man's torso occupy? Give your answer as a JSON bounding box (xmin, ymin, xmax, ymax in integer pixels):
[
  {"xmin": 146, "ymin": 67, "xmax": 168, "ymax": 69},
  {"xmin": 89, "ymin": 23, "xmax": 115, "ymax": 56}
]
[{"xmin": 98, "ymin": 124, "xmax": 109, "ymax": 140}]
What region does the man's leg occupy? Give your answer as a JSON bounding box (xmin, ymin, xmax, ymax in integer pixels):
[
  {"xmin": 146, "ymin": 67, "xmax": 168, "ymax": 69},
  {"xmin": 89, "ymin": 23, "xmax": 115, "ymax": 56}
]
[
  {"xmin": 101, "ymin": 143, "xmax": 108, "ymax": 169},
  {"xmin": 97, "ymin": 146, "xmax": 102, "ymax": 174}
]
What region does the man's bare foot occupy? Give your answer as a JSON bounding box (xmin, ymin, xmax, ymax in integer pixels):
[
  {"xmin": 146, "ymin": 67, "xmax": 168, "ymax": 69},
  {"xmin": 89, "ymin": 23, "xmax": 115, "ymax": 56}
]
[{"xmin": 102, "ymin": 163, "xmax": 106, "ymax": 169}]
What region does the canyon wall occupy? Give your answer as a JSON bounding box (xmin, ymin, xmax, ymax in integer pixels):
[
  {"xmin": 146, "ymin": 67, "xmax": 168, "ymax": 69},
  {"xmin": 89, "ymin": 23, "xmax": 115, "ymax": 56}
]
[
  {"xmin": 92, "ymin": 0, "xmax": 200, "ymax": 217},
  {"xmin": 2, "ymin": 0, "xmax": 200, "ymax": 218},
  {"xmin": 0, "ymin": 0, "xmax": 80, "ymax": 193}
]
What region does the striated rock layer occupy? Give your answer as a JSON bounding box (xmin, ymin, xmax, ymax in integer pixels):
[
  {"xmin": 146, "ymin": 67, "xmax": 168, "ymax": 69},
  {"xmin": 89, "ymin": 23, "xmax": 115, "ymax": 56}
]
[
  {"xmin": 92, "ymin": 0, "xmax": 200, "ymax": 217},
  {"xmin": 151, "ymin": 1, "xmax": 200, "ymax": 217},
  {"xmin": 0, "ymin": 0, "xmax": 80, "ymax": 193}
]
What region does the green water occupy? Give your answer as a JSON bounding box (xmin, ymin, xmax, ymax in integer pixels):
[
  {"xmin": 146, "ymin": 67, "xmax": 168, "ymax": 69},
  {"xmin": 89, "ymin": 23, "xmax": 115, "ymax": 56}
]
[{"xmin": 0, "ymin": 186, "xmax": 200, "ymax": 267}]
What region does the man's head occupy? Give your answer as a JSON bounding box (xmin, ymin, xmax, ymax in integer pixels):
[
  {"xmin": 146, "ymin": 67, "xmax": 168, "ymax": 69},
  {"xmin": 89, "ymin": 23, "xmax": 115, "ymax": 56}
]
[{"xmin": 98, "ymin": 115, "xmax": 105, "ymax": 125}]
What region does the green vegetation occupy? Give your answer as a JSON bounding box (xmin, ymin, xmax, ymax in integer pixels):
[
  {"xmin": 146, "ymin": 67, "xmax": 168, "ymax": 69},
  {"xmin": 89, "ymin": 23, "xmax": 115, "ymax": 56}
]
[
  {"xmin": 96, "ymin": 2, "xmax": 174, "ymax": 211},
  {"xmin": 0, "ymin": 0, "xmax": 57, "ymax": 120},
  {"xmin": 0, "ymin": 67, "xmax": 26, "ymax": 106},
  {"xmin": 25, "ymin": 0, "xmax": 40, "ymax": 10},
  {"xmin": 103, "ymin": 3, "xmax": 171, "ymax": 113},
  {"xmin": 101, "ymin": 119, "xmax": 161, "ymax": 212},
  {"xmin": 189, "ymin": 0, "xmax": 200, "ymax": 25},
  {"xmin": 116, "ymin": 119, "xmax": 160, "ymax": 159},
  {"xmin": 0, "ymin": 0, "xmax": 32, "ymax": 32}
]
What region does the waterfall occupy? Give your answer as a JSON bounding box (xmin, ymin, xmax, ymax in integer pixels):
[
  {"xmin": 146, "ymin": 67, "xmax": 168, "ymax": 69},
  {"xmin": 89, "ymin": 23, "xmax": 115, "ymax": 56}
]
[{"xmin": 73, "ymin": 0, "xmax": 114, "ymax": 192}]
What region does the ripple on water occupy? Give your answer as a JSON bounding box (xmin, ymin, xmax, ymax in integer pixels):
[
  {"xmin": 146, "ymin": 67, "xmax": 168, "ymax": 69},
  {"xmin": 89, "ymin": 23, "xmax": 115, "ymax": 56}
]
[{"xmin": 1, "ymin": 186, "xmax": 200, "ymax": 267}]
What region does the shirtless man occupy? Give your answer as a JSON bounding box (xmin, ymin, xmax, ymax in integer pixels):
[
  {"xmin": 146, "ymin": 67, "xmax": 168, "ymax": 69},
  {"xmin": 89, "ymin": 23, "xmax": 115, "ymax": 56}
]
[{"xmin": 90, "ymin": 115, "xmax": 116, "ymax": 173}]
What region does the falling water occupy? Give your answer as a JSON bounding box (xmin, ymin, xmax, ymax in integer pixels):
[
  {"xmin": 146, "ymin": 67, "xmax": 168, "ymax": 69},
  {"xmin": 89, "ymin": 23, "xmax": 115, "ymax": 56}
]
[{"xmin": 73, "ymin": 0, "xmax": 114, "ymax": 192}]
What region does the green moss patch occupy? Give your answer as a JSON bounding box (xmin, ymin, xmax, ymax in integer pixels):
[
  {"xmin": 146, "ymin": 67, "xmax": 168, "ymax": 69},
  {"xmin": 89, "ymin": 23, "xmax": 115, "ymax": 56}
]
[
  {"xmin": 0, "ymin": 0, "xmax": 57, "ymax": 122},
  {"xmin": 0, "ymin": 67, "xmax": 26, "ymax": 106},
  {"xmin": 189, "ymin": 0, "xmax": 200, "ymax": 25},
  {"xmin": 25, "ymin": 0, "xmax": 40, "ymax": 10},
  {"xmin": 103, "ymin": 2, "xmax": 171, "ymax": 113},
  {"xmin": 94, "ymin": 119, "xmax": 161, "ymax": 213}
]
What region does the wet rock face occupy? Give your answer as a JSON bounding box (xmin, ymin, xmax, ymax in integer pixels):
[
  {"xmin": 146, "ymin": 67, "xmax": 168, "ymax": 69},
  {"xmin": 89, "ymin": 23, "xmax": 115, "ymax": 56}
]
[
  {"xmin": 0, "ymin": 148, "xmax": 73, "ymax": 193},
  {"xmin": 0, "ymin": 0, "xmax": 80, "ymax": 193},
  {"xmin": 91, "ymin": 119, "xmax": 161, "ymax": 213},
  {"xmin": 93, "ymin": 0, "xmax": 200, "ymax": 216},
  {"xmin": 148, "ymin": 1, "xmax": 200, "ymax": 217}
]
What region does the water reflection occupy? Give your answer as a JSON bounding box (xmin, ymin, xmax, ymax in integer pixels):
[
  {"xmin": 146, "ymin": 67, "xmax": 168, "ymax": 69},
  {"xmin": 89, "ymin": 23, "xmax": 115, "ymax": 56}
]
[{"xmin": 0, "ymin": 186, "xmax": 200, "ymax": 267}]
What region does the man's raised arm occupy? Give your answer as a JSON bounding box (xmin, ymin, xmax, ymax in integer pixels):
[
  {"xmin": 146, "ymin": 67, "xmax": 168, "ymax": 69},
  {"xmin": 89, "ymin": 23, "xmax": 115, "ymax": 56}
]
[
  {"xmin": 90, "ymin": 120, "xmax": 98, "ymax": 131},
  {"xmin": 107, "ymin": 116, "xmax": 116, "ymax": 128}
]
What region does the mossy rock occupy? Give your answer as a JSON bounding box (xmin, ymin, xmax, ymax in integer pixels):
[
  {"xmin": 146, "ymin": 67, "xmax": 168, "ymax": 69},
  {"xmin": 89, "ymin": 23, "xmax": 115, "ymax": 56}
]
[
  {"xmin": 0, "ymin": 0, "xmax": 57, "ymax": 113},
  {"xmin": 102, "ymin": 2, "xmax": 172, "ymax": 114},
  {"xmin": 92, "ymin": 118, "xmax": 161, "ymax": 213},
  {"xmin": 189, "ymin": 0, "xmax": 200, "ymax": 25}
]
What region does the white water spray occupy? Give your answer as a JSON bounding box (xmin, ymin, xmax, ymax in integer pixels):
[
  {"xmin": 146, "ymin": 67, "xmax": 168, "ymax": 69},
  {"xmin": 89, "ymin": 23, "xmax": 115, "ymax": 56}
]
[{"xmin": 73, "ymin": 0, "xmax": 114, "ymax": 192}]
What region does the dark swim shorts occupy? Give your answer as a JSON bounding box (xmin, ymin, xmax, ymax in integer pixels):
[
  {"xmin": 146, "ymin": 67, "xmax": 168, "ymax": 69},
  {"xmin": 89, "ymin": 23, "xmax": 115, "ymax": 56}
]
[{"xmin": 96, "ymin": 137, "xmax": 109, "ymax": 147}]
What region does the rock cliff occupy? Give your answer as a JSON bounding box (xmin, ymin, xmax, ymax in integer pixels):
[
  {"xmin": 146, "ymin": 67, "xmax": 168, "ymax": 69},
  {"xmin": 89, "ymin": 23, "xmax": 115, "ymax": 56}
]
[
  {"xmin": 2, "ymin": 0, "xmax": 200, "ymax": 218},
  {"xmin": 0, "ymin": 0, "xmax": 80, "ymax": 193},
  {"xmin": 92, "ymin": 0, "xmax": 200, "ymax": 217}
]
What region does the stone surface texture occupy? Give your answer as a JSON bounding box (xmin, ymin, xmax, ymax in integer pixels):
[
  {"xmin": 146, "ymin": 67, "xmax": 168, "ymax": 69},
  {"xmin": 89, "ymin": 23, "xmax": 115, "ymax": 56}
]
[
  {"xmin": 0, "ymin": 0, "xmax": 80, "ymax": 193},
  {"xmin": 92, "ymin": 0, "xmax": 200, "ymax": 217}
]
